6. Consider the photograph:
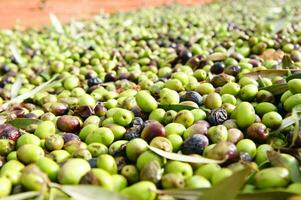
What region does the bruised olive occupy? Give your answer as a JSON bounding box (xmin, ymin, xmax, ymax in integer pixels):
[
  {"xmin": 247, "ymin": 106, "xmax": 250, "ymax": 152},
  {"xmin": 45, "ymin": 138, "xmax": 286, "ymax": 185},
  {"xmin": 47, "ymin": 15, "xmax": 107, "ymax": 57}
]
[
  {"xmin": 141, "ymin": 121, "xmax": 166, "ymax": 142},
  {"xmin": 74, "ymin": 106, "xmax": 95, "ymax": 119},
  {"xmin": 246, "ymin": 123, "xmax": 269, "ymax": 143},
  {"xmin": 0, "ymin": 124, "xmax": 20, "ymax": 142},
  {"xmin": 57, "ymin": 115, "xmax": 81, "ymax": 133}
]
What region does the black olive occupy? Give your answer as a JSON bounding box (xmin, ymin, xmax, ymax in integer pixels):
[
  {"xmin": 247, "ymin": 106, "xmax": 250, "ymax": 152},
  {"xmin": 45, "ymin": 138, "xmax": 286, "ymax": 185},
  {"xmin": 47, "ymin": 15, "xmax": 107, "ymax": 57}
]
[
  {"xmin": 210, "ymin": 62, "xmax": 225, "ymax": 74},
  {"xmin": 182, "ymin": 134, "xmax": 209, "ymax": 155}
]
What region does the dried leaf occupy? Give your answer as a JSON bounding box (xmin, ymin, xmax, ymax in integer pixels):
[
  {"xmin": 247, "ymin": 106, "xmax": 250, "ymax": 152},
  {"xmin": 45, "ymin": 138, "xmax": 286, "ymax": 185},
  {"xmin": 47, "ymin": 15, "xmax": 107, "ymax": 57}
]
[
  {"xmin": 11, "ymin": 76, "xmax": 22, "ymax": 99},
  {"xmin": 259, "ymin": 49, "xmax": 284, "ymax": 61},
  {"xmin": 59, "ymin": 185, "xmax": 129, "ymax": 200},
  {"xmin": 244, "ymin": 69, "xmax": 300, "ymax": 79},
  {"xmin": 282, "ymin": 55, "xmax": 294, "ymax": 68},
  {"xmin": 206, "ymin": 52, "xmax": 228, "ymax": 61},
  {"xmin": 148, "ymin": 146, "xmax": 226, "ymax": 164}
]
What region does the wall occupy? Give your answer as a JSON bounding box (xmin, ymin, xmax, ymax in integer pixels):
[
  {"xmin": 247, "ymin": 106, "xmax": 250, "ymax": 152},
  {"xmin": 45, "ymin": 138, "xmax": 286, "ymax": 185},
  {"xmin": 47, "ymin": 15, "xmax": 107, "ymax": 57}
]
[{"xmin": 0, "ymin": 0, "xmax": 211, "ymax": 28}]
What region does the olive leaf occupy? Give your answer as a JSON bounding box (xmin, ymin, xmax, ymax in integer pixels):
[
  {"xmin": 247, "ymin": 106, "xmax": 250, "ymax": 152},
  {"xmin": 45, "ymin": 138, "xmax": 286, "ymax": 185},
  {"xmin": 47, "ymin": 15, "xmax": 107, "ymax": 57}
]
[
  {"xmin": 290, "ymin": 106, "xmax": 300, "ymax": 147},
  {"xmin": 244, "ymin": 69, "xmax": 300, "ymax": 79},
  {"xmin": 267, "ymin": 151, "xmax": 301, "ymax": 183},
  {"xmin": 206, "ymin": 52, "xmax": 228, "ymax": 61},
  {"xmin": 236, "ymin": 191, "xmax": 300, "ymax": 200},
  {"xmin": 156, "ymin": 188, "xmax": 206, "ymax": 200},
  {"xmin": 286, "ymin": 72, "xmax": 301, "ymax": 81},
  {"xmin": 270, "ymin": 111, "xmax": 301, "ymax": 136},
  {"xmin": 57, "ymin": 185, "xmax": 129, "ymax": 200},
  {"xmin": 271, "ymin": 18, "xmax": 288, "ymax": 34},
  {"xmin": 49, "ymin": 13, "xmax": 64, "ymax": 33},
  {"xmin": 9, "ymin": 43, "xmax": 23, "ymax": 65},
  {"xmin": 282, "ymin": 55, "xmax": 294, "ymax": 68},
  {"xmin": 0, "ymin": 74, "xmax": 62, "ymax": 112},
  {"xmin": 0, "ymin": 191, "xmax": 40, "ymax": 200},
  {"xmin": 158, "ymin": 104, "xmax": 197, "ymax": 111},
  {"xmin": 259, "ymin": 83, "xmax": 288, "ymax": 95},
  {"xmin": 148, "ymin": 146, "xmax": 226, "ymax": 164},
  {"xmin": 10, "ymin": 76, "xmax": 22, "ymax": 99},
  {"xmin": 198, "ymin": 166, "xmax": 255, "ymax": 200},
  {"xmin": 7, "ymin": 118, "xmax": 42, "ymax": 129}
]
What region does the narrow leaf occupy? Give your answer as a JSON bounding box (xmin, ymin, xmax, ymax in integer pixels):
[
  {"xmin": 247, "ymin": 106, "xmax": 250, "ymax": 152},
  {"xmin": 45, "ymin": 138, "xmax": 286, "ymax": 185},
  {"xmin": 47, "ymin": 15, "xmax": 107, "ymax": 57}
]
[
  {"xmin": 158, "ymin": 104, "xmax": 197, "ymax": 112},
  {"xmin": 286, "ymin": 72, "xmax": 301, "ymax": 81},
  {"xmin": 7, "ymin": 118, "xmax": 42, "ymax": 129},
  {"xmin": 156, "ymin": 189, "xmax": 206, "ymax": 200},
  {"xmin": 270, "ymin": 113, "xmax": 301, "ymax": 135},
  {"xmin": 198, "ymin": 167, "xmax": 255, "ymax": 200},
  {"xmin": 237, "ymin": 191, "xmax": 299, "ymax": 200},
  {"xmin": 49, "ymin": 13, "xmax": 64, "ymax": 33},
  {"xmin": 59, "ymin": 185, "xmax": 129, "ymax": 200},
  {"xmin": 291, "ymin": 106, "xmax": 300, "ymax": 147},
  {"xmin": 0, "ymin": 191, "xmax": 39, "ymax": 200},
  {"xmin": 272, "ymin": 18, "xmax": 288, "ymax": 34},
  {"xmin": 267, "ymin": 151, "xmax": 301, "ymax": 183},
  {"xmin": 148, "ymin": 146, "xmax": 226, "ymax": 164},
  {"xmin": 10, "ymin": 76, "xmax": 22, "ymax": 99},
  {"xmin": 259, "ymin": 83, "xmax": 288, "ymax": 95},
  {"xmin": 9, "ymin": 43, "xmax": 23, "ymax": 65},
  {"xmin": 244, "ymin": 69, "xmax": 300, "ymax": 79},
  {"xmin": 0, "ymin": 75, "xmax": 61, "ymax": 112}
]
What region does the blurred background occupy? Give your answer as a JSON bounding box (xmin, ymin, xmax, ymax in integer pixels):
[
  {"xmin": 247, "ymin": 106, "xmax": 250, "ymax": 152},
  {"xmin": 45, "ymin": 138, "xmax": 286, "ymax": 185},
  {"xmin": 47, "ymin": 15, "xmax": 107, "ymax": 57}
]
[{"xmin": 0, "ymin": 0, "xmax": 210, "ymax": 29}]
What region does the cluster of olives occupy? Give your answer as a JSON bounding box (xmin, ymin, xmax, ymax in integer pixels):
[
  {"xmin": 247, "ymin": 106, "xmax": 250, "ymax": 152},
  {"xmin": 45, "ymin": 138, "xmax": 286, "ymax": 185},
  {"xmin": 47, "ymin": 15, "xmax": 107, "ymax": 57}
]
[{"xmin": 1, "ymin": 0, "xmax": 301, "ymax": 199}]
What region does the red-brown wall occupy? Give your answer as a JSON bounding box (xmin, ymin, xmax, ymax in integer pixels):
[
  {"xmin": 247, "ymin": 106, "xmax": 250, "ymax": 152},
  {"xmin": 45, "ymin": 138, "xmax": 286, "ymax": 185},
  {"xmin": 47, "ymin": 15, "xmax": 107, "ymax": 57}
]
[{"xmin": 0, "ymin": 0, "xmax": 210, "ymax": 29}]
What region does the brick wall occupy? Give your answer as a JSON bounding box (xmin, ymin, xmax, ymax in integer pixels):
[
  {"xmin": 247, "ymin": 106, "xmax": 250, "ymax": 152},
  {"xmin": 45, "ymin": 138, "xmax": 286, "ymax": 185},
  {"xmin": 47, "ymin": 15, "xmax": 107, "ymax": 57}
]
[{"xmin": 0, "ymin": 0, "xmax": 210, "ymax": 28}]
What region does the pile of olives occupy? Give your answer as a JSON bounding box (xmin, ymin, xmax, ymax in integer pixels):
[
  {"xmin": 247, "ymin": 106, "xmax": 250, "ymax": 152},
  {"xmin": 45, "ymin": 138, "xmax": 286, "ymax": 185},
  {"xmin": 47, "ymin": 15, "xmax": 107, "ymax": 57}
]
[{"xmin": 1, "ymin": 0, "xmax": 301, "ymax": 199}]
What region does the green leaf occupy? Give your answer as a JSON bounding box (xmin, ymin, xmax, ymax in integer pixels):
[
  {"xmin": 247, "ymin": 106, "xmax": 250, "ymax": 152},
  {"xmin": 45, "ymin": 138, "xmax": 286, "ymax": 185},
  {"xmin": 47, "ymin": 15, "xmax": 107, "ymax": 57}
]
[
  {"xmin": 237, "ymin": 191, "xmax": 299, "ymax": 200},
  {"xmin": 59, "ymin": 185, "xmax": 129, "ymax": 200},
  {"xmin": 148, "ymin": 146, "xmax": 226, "ymax": 164},
  {"xmin": 158, "ymin": 104, "xmax": 197, "ymax": 111},
  {"xmin": 10, "ymin": 76, "xmax": 22, "ymax": 99},
  {"xmin": 0, "ymin": 191, "xmax": 39, "ymax": 200},
  {"xmin": 260, "ymin": 83, "xmax": 288, "ymax": 95},
  {"xmin": 49, "ymin": 13, "xmax": 64, "ymax": 33},
  {"xmin": 270, "ymin": 111, "xmax": 301, "ymax": 136},
  {"xmin": 9, "ymin": 43, "xmax": 23, "ymax": 65},
  {"xmin": 267, "ymin": 150, "xmax": 301, "ymax": 183},
  {"xmin": 289, "ymin": 105, "xmax": 301, "ymax": 147},
  {"xmin": 7, "ymin": 118, "xmax": 42, "ymax": 129},
  {"xmin": 0, "ymin": 74, "xmax": 62, "ymax": 112},
  {"xmin": 286, "ymin": 72, "xmax": 301, "ymax": 81},
  {"xmin": 40, "ymin": 71, "xmax": 51, "ymax": 81},
  {"xmin": 282, "ymin": 55, "xmax": 294, "ymax": 68},
  {"xmin": 271, "ymin": 18, "xmax": 288, "ymax": 34},
  {"xmin": 198, "ymin": 166, "xmax": 255, "ymax": 200}
]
